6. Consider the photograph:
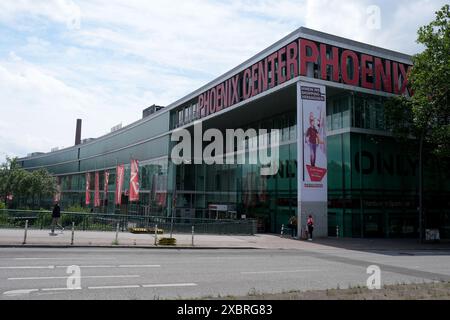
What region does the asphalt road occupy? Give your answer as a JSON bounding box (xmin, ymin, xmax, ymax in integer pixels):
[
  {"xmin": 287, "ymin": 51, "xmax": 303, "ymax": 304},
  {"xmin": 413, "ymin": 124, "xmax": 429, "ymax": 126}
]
[{"xmin": 1, "ymin": 247, "xmax": 450, "ymax": 300}]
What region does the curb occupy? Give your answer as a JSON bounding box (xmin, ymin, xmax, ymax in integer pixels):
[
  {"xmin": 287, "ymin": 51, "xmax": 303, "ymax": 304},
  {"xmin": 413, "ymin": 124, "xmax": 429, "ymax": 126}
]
[{"xmin": 0, "ymin": 244, "xmax": 259, "ymax": 250}]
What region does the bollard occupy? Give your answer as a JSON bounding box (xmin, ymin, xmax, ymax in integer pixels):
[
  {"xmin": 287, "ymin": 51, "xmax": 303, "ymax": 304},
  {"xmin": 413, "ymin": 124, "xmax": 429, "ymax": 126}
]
[
  {"xmin": 336, "ymin": 225, "xmax": 340, "ymax": 238},
  {"xmin": 23, "ymin": 220, "xmax": 28, "ymax": 245},
  {"xmin": 191, "ymin": 225, "xmax": 194, "ymax": 247},
  {"xmin": 115, "ymin": 223, "xmax": 119, "ymax": 244},
  {"xmin": 71, "ymin": 222, "xmax": 75, "ymax": 245},
  {"xmin": 281, "ymin": 224, "xmax": 285, "ymax": 237},
  {"xmin": 154, "ymin": 224, "xmax": 158, "ymax": 246}
]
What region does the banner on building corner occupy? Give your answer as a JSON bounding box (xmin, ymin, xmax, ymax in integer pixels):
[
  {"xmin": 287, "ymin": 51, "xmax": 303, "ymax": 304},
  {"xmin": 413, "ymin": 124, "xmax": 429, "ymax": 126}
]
[{"xmin": 297, "ymin": 81, "xmax": 328, "ymax": 202}]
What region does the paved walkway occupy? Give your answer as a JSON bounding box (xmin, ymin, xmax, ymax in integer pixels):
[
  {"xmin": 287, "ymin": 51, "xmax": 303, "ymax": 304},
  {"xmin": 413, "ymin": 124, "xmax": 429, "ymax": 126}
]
[{"xmin": 0, "ymin": 228, "xmax": 449, "ymax": 251}]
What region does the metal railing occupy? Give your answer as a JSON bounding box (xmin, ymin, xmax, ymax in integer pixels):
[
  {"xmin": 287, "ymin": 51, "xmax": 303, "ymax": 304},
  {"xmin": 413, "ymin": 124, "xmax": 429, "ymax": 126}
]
[{"xmin": 0, "ymin": 209, "xmax": 257, "ymax": 235}]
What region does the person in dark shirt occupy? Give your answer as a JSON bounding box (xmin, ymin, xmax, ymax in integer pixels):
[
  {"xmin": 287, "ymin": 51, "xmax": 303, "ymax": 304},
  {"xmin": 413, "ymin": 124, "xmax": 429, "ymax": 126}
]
[
  {"xmin": 307, "ymin": 215, "xmax": 315, "ymax": 241},
  {"xmin": 288, "ymin": 215, "xmax": 298, "ymax": 238},
  {"xmin": 51, "ymin": 202, "xmax": 64, "ymax": 234}
]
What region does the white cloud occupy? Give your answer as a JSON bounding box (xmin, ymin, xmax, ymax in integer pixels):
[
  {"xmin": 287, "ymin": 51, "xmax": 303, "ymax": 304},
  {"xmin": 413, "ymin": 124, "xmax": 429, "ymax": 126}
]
[
  {"xmin": 0, "ymin": 0, "xmax": 448, "ymax": 158},
  {"xmin": 0, "ymin": 0, "xmax": 81, "ymax": 28}
]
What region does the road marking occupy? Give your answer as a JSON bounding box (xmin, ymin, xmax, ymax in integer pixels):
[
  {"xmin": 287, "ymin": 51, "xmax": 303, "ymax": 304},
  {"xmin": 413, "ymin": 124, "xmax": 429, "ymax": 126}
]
[
  {"xmin": 41, "ymin": 288, "xmax": 82, "ymax": 292},
  {"xmin": 8, "ymin": 275, "xmax": 140, "ymax": 280},
  {"xmin": 3, "ymin": 289, "xmax": 39, "ymax": 296},
  {"xmin": 0, "ymin": 266, "xmax": 56, "ymax": 269},
  {"xmin": 89, "ymin": 283, "xmax": 197, "ymax": 290},
  {"xmin": 0, "ymin": 264, "xmax": 159, "ymax": 270},
  {"xmin": 241, "ymin": 269, "xmax": 319, "ymax": 274},
  {"xmin": 55, "ymin": 265, "xmax": 114, "ymax": 268},
  {"xmin": 88, "ymin": 285, "xmax": 141, "ymax": 290},
  {"xmin": 142, "ymin": 283, "xmax": 197, "ymax": 288},
  {"xmin": 118, "ymin": 265, "xmax": 160, "ymax": 268},
  {"xmin": 55, "ymin": 265, "xmax": 161, "ymax": 268},
  {"xmin": 3, "ymin": 282, "xmax": 198, "ymax": 295},
  {"xmin": 14, "ymin": 257, "xmax": 114, "ymax": 261}
]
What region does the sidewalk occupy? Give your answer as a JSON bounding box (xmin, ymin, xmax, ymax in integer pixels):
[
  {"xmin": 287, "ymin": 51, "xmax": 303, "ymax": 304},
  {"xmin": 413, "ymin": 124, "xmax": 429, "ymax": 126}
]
[
  {"xmin": 0, "ymin": 228, "xmax": 449, "ymax": 251},
  {"xmin": 0, "ymin": 228, "xmax": 277, "ymax": 249}
]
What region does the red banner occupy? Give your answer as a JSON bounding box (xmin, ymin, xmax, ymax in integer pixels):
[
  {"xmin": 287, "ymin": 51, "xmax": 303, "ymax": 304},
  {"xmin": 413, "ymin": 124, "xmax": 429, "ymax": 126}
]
[
  {"xmin": 115, "ymin": 165, "xmax": 125, "ymax": 205},
  {"xmin": 85, "ymin": 173, "xmax": 91, "ymax": 205},
  {"xmin": 94, "ymin": 172, "xmax": 100, "ymax": 207},
  {"xmin": 129, "ymin": 159, "xmax": 140, "ymax": 202},
  {"xmin": 54, "ymin": 177, "xmax": 61, "ymax": 203},
  {"xmin": 104, "ymin": 171, "xmax": 109, "ymax": 200}
]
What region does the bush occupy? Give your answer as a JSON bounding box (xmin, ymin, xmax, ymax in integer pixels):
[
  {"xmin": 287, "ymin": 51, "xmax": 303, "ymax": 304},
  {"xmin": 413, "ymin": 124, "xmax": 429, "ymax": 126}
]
[
  {"xmin": 0, "ymin": 211, "xmax": 9, "ymax": 226},
  {"xmin": 0, "ymin": 202, "xmax": 6, "ymax": 210},
  {"xmin": 158, "ymin": 238, "xmax": 176, "ymax": 246},
  {"xmin": 65, "ymin": 205, "xmax": 90, "ymax": 213},
  {"xmin": 36, "ymin": 210, "xmax": 52, "ymax": 228},
  {"xmin": 61, "ymin": 213, "xmax": 85, "ymax": 227}
]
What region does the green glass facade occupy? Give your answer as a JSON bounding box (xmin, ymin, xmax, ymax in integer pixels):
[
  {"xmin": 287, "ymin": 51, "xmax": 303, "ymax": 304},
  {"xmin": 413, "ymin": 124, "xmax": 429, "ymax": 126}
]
[
  {"xmin": 18, "ymin": 28, "xmax": 450, "ymax": 238},
  {"xmin": 18, "ymin": 89, "xmax": 450, "ymax": 238}
]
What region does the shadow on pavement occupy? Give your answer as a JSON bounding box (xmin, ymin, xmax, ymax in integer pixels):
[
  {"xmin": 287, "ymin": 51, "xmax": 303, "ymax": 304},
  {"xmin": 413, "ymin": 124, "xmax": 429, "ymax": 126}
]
[{"xmin": 309, "ymin": 237, "xmax": 450, "ymax": 256}]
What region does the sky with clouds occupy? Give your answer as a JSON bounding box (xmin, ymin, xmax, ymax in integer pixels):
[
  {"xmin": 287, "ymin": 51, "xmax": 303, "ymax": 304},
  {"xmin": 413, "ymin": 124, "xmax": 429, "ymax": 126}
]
[{"xmin": 0, "ymin": 0, "xmax": 447, "ymax": 158}]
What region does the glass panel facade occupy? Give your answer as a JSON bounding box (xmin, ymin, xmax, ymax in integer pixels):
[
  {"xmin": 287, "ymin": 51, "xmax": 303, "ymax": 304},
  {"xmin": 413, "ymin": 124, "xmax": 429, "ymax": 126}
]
[{"xmin": 19, "ymin": 88, "xmax": 450, "ymax": 238}]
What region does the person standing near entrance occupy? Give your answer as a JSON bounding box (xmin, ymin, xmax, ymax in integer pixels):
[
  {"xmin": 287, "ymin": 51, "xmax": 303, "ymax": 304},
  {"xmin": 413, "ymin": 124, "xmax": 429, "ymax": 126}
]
[
  {"xmin": 288, "ymin": 215, "xmax": 298, "ymax": 238},
  {"xmin": 51, "ymin": 202, "xmax": 64, "ymax": 234},
  {"xmin": 307, "ymin": 215, "xmax": 314, "ymax": 241}
]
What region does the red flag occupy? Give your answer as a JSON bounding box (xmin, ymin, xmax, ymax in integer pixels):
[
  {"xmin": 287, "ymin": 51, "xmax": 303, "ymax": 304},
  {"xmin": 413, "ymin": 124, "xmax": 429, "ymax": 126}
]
[
  {"xmin": 115, "ymin": 165, "xmax": 125, "ymax": 205},
  {"xmin": 54, "ymin": 177, "xmax": 61, "ymax": 203},
  {"xmin": 129, "ymin": 159, "xmax": 140, "ymax": 202},
  {"xmin": 85, "ymin": 173, "xmax": 91, "ymax": 205},
  {"xmin": 104, "ymin": 171, "xmax": 110, "ymax": 199},
  {"xmin": 94, "ymin": 172, "xmax": 100, "ymax": 207}
]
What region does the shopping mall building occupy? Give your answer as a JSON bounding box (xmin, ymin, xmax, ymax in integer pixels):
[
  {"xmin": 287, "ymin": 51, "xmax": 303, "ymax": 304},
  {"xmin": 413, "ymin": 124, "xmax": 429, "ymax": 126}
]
[{"xmin": 19, "ymin": 27, "xmax": 450, "ymax": 238}]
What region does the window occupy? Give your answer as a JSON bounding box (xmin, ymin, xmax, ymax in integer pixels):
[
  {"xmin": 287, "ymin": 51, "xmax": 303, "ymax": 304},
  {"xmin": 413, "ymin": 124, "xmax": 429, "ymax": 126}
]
[
  {"xmin": 178, "ymin": 110, "xmax": 184, "ymax": 126},
  {"xmin": 184, "ymin": 107, "xmax": 190, "ymax": 123},
  {"xmin": 193, "ymin": 104, "xmax": 198, "ymax": 120}
]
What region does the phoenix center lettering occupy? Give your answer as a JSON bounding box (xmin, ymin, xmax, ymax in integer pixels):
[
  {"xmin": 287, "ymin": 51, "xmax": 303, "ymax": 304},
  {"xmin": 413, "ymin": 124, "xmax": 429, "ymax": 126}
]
[{"xmin": 197, "ymin": 38, "xmax": 412, "ymax": 119}]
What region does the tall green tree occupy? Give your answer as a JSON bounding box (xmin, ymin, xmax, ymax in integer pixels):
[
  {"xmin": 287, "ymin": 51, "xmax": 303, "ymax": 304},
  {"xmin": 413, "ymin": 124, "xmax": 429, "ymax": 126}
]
[
  {"xmin": 0, "ymin": 157, "xmax": 21, "ymax": 204},
  {"xmin": 385, "ymin": 4, "xmax": 450, "ymax": 241},
  {"xmin": 0, "ymin": 157, "xmax": 57, "ymax": 208}
]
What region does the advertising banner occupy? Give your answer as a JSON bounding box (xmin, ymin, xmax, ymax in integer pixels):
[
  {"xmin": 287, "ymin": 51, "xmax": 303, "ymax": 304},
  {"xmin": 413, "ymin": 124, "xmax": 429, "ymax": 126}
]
[
  {"xmin": 104, "ymin": 171, "xmax": 110, "ymax": 200},
  {"xmin": 129, "ymin": 159, "xmax": 140, "ymax": 202},
  {"xmin": 94, "ymin": 172, "xmax": 100, "ymax": 207},
  {"xmin": 297, "ymin": 81, "xmax": 328, "ymax": 238},
  {"xmin": 85, "ymin": 172, "xmax": 91, "ymax": 205},
  {"xmin": 115, "ymin": 165, "xmax": 125, "ymax": 205},
  {"xmin": 298, "ymin": 82, "xmax": 327, "ymax": 201},
  {"xmin": 54, "ymin": 177, "xmax": 61, "ymax": 203}
]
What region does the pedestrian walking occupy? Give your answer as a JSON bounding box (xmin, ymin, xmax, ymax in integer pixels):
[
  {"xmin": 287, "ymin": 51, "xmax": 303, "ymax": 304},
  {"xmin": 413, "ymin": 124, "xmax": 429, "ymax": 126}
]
[
  {"xmin": 307, "ymin": 215, "xmax": 314, "ymax": 241},
  {"xmin": 51, "ymin": 202, "xmax": 64, "ymax": 235},
  {"xmin": 288, "ymin": 215, "xmax": 298, "ymax": 238}
]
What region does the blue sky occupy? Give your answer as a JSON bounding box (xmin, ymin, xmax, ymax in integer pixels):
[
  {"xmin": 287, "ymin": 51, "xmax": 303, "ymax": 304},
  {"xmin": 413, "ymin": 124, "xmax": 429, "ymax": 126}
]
[{"xmin": 0, "ymin": 0, "xmax": 447, "ymax": 158}]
